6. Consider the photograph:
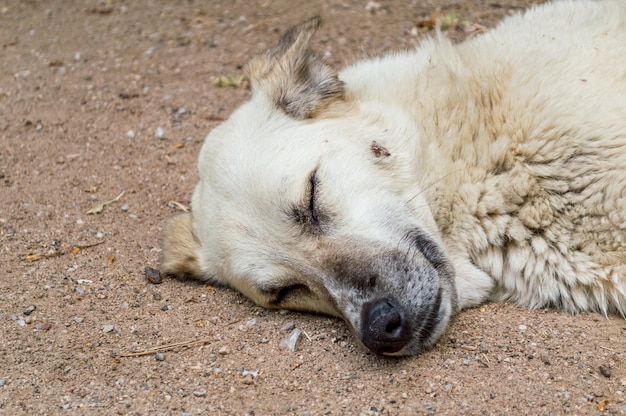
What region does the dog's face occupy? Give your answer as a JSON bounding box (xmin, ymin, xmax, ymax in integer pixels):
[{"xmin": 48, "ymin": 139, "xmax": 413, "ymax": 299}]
[{"xmin": 191, "ymin": 18, "xmax": 458, "ymax": 355}]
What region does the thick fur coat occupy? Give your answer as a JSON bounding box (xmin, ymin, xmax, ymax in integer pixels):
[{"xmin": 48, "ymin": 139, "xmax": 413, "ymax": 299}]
[{"xmin": 162, "ymin": 0, "xmax": 626, "ymax": 355}]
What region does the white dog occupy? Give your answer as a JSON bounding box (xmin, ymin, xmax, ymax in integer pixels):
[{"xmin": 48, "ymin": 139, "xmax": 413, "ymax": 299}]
[{"xmin": 161, "ymin": 0, "xmax": 626, "ymax": 355}]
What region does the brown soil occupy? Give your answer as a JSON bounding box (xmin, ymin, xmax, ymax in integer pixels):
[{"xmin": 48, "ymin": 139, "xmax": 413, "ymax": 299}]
[{"xmin": 1, "ymin": 1, "xmax": 625, "ymax": 414}]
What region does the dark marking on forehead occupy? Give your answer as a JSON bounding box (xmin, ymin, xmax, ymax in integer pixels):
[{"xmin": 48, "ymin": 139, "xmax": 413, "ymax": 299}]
[{"xmin": 371, "ymin": 141, "xmax": 391, "ymax": 158}]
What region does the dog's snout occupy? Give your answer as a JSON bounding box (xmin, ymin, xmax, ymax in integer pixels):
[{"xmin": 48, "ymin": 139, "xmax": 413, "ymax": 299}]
[{"xmin": 361, "ymin": 298, "xmax": 412, "ymax": 355}]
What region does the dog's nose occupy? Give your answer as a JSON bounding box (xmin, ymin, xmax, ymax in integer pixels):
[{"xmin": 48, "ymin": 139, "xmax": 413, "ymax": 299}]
[{"xmin": 361, "ymin": 298, "xmax": 412, "ymax": 354}]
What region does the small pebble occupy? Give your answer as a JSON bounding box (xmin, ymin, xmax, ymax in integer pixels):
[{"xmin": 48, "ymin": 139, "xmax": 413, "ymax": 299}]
[
  {"xmin": 218, "ymin": 346, "xmax": 230, "ymax": 355},
  {"xmin": 193, "ymin": 389, "xmax": 206, "ymax": 397},
  {"xmin": 126, "ymin": 130, "xmax": 135, "ymax": 138},
  {"xmin": 365, "ymin": 1, "xmax": 383, "ymax": 13},
  {"xmin": 161, "ymin": 305, "xmax": 169, "ymax": 311},
  {"xmin": 40, "ymin": 322, "xmax": 52, "ymax": 331},
  {"xmin": 518, "ymin": 324, "xmax": 527, "ymax": 332},
  {"xmin": 599, "ymin": 365, "xmax": 612, "ymax": 378},
  {"xmin": 155, "ymin": 127, "xmax": 164, "ymax": 138},
  {"xmin": 0, "ymin": 380, "xmax": 4, "ymax": 387},
  {"xmin": 95, "ymin": 232, "xmax": 104, "ymax": 239},
  {"xmin": 242, "ymin": 374, "xmax": 254, "ymax": 385},
  {"xmin": 145, "ymin": 266, "xmax": 162, "ymax": 284},
  {"xmin": 23, "ymin": 305, "xmax": 36, "ymax": 316},
  {"xmin": 121, "ymin": 204, "xmax": 129, "ymax": 211},
  {"xmin": 74, "ymin": 316, "xmax": 84, "ymax": 323},
  {"xmin": 242, "ymin": 369, "xmax": 259, "ymax": 378},
  {"xmin": 280, "ymin": 328, "xmax": 302, "ymax": 352},
  {"xmin": 16, "ymin": 69, "xmax": 30, "ymax": 79},
  {"xmin": 103, "ymin": 324, "xmax": 114, "ymax": 333},
  {"xmin": 155, "ymin": 353, "xmax": 165, "ymax": 361},
  {"xmin": 282, "ymin": 322, "xmax": 295, "ymax": 331},
  {"xmin": 153, "ymin": 293, "xmax": 162, "ymax": 301}
]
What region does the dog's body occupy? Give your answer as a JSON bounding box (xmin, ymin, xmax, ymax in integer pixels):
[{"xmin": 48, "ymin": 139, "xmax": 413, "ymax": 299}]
[{"xmin": 162, "ymin": 0, "xmax": 626, "ymax": 355}]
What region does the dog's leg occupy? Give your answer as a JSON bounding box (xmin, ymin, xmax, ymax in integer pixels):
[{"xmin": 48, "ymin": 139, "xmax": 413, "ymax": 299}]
[{"xmin": 160, "ymin": 213, "xmax": 203, "ymax": 280}]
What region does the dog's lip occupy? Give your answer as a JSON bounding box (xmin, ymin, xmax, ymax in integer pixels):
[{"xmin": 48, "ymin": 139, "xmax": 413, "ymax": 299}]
[
  {"xmin": 416, "ymin": 287, "xmax": 443, "ymax": 345},
  {"xmin": 381, "ymin": 287, "xmax": 451, "ymax": 356}
]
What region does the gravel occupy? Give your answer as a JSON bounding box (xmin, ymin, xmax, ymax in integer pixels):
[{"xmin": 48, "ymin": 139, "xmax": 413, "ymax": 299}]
[{"xmin": 23, "ymin": 305, "xmax": 36, "ymax": 315}]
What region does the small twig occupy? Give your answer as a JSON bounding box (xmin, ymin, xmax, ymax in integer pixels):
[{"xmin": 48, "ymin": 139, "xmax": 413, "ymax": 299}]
[
  {"xmin": 22, "ymin": 241, "xmax": 105, "ymax": 262},
  {"xmin": 290, "ymin": 362, "xmax": 303, "ymax": 371},
  {"xmin": 168, "ymin": 200, "xmax": 189, "ymax": 212},
  {"xmin": 481, "ymin": 352, "xmax": 491, "ymax": 367},
  {"xmin": 302, "ymin": 330, "xmax": 312, "ymax": 342},
  {"xmin": 87, "ymin": 190, "xmax": 125, "ymax": 215},
  {"xmin": 599, "ymin": 346, "xmax": 619, "ymax": 354},
  {"xmin": 120, "ymin": 338, "xmax": 214, "ymax": 357}
]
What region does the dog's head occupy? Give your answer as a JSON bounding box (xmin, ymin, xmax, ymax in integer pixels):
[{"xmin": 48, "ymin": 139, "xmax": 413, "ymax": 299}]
[{"xmin": 185, "ymin": 18, "xmax": 458, "ymax": 355}]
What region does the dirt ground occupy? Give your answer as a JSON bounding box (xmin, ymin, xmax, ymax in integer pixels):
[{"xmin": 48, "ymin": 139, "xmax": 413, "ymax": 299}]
[{"xmin": 1, "ymin": 0, "xmax": 625, "ymax": 414}]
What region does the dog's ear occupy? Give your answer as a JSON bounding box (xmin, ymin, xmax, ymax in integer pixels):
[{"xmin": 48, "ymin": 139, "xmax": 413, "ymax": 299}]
[{"xmin": 244, "ymin": 16, "xmax": 345, "ymax": 119}]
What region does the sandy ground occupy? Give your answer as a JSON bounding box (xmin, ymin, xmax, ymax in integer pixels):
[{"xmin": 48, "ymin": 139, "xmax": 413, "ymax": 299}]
[{"xmin": 1, "ymin": 0, "xmax": 625, "ymax": 414}]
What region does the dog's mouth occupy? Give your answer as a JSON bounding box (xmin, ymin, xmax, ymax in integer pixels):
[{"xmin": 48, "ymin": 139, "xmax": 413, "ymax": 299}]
[
  {"xmin": 355, "ymin": 286, "xmax": 449, "ymax": 356},
  {"xmin": 326, "ymin": 231, "xmax": 456, "ymax": 356}
]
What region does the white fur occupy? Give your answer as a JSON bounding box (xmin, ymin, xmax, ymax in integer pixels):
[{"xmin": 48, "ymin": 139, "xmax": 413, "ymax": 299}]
[
  {"xmin": 339, "ymin": 0, "xmax": 626, "ymax": 314},
  {"xmin": 162, "ymin": 0, "xmax": 626, "ymax": 355}
]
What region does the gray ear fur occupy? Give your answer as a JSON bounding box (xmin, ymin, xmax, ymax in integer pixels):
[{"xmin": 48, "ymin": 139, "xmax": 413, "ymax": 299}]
[{"xmin": 244, "ymin": 17, "xmax": 345, "ymax": 119}]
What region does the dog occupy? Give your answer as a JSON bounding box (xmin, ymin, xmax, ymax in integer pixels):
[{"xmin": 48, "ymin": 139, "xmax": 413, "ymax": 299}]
[{"xmin": 161, "ymin": 0, "xmax": 626, "ymax": 356}]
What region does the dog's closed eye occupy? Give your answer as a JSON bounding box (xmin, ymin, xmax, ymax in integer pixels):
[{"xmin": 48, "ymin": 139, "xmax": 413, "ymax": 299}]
[
  {"xmin": 289, "ymin": 169, "xmax": 330, "ymax": 233},
  {"xmin": 307, "ymin": 171, "xmax": 319, "ymax": 226}
]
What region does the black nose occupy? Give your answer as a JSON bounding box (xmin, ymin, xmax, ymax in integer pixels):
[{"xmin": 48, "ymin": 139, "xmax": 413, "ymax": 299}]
[{"xmin": 361, "ymin": 298, "xmax": 412, "ymax": 354}]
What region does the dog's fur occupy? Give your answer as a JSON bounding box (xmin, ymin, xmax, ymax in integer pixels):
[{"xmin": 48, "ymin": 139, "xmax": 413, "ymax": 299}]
[{"xmin": 162, "ymin": 0, "xmax": 626, "ymax": 355}]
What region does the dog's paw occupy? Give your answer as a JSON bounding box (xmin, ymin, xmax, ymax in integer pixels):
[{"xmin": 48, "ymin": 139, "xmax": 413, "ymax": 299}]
[{"xmin": 451, "ymin": 256, "xmax": 495, "ymax": 310}]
